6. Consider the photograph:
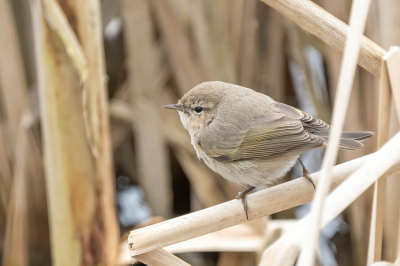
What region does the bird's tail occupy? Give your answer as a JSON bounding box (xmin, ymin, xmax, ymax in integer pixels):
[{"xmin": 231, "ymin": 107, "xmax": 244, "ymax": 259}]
[{"xmin": 315, "ymin": 131, "xmax": 375, "ymax": 150}]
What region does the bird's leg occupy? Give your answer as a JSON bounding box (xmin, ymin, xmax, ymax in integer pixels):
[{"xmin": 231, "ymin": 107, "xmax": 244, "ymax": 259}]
[
  {"xmin": 235, "ymin": 186, "xmax": 255, "ymax": 220},
  {"xmin": 298, "ymin": 159, "xmax": 315, "ymax": 190}
]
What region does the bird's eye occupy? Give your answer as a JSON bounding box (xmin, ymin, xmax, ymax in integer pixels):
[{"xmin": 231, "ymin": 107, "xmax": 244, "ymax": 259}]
[{"xmin": 194, "ymin": 106, "xmax": 203, "ymax": 114}]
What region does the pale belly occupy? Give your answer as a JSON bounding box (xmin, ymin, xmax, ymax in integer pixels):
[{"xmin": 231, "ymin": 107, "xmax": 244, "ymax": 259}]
[{"xmin": 195, "ymin": 147, "xmax": 300, "ymax": 188}]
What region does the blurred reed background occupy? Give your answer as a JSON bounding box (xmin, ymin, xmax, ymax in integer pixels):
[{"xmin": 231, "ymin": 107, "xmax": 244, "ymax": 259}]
[{"xmin": 0, "ymin": 0, "xmax": 399, "ymax": 265}]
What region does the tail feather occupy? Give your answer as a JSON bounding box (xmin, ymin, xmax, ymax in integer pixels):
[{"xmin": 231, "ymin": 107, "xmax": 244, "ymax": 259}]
[
  {"xmin": 338, "ymin": 138, "xmax": 364, "ymax": 150},
  {"xmin": 341, "ymin": 131, "xmax": 375, "ymax": 141},
  {"xmin": 313, "ymin": 130, "xmax": 375, "ymax": 141},
  {"xmin": 315, "ymin": 130, "xmax": 375, "ymax": 150}
]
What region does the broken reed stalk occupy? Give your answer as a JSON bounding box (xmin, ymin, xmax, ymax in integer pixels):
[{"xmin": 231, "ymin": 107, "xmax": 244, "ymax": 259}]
[
  {"xmin": 128, "ymin": 152, "xmax": 400, "ymax": 257},
  {"xmin": 297, "ymin": 0, "xmax": 372, "ymax": 264},
  {"xmin": 367, "ymin": 55, "xmax": 393, "ymax": 264},
  {"xmin": 260, "ymin": 131, "xmax": 400, "ymax": 266},
  {"xmin": 42, "ymin": 0, "xmax": 88, "ymax": 82},
  {"xmin": 260, "ymin": 0, "xmax": 385, "ymax": 78}
]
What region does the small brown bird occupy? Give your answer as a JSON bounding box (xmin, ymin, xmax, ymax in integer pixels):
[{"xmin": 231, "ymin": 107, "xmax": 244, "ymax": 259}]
[{"xmin": 163, "ymin": 81, "xmax": 374, "ymax": 218}]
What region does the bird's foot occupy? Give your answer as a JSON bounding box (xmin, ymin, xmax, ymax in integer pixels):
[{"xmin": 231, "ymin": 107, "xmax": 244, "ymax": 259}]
[
  {"xmin": 235, "ymin": 187, "xmax": 255, "ymax": 220},
  {"xmin": 236, "ymin": 192, "xmax": 249, "ymax": 220},
  {"xmin": 298, "ymin": 159, "xmax": 316, "ymax": 190},
  {"xmin": 302, "ymin": 168, "xmax": 315, "ymax": 190}
]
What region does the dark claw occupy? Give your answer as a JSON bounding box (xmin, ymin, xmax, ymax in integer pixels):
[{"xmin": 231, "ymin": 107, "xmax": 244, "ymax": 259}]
[
  {"xmin": 307, "ymin": 175, "xmax": 316, "ymax": 190},
  {"xmin": 235, "ymin": 186, "xmax": 255, "ymax": 220},
  {"xmin": 241, "ymin": 197, "xmax": 248, "ymax": 220},
  {"xmin": 299, "ymin": 159, "xmax": 316, "ymax": 190}
]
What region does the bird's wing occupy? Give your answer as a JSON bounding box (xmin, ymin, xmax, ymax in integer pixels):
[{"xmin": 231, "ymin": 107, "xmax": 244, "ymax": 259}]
[
  {"xmin": 271, "ymin": 102, "xmax": 330, "ymax": 133},
  {"xmin": 199, "ymin": 109, "xmax": 325, "ymax": 162}
]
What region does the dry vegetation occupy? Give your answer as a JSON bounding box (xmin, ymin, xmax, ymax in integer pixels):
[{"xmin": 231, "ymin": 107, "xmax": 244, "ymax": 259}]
[{"xmin": 0, "ymin": 0, "xmax": 400, "ymax": 265}]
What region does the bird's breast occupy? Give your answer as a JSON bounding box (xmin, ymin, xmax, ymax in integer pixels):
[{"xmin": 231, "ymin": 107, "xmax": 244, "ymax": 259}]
[{"xmin": 191, "ymin": 141, "xmax": 301, "ymax": 189}]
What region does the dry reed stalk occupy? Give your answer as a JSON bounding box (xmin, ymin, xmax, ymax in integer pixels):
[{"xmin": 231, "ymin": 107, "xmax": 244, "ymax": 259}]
[
  {"xmin": 167, "ymin": 222, "xmax": 266, "ymax": 253},
  {"xmin": 128, "ymin": 151, "xmax": 400, "ymax": 257},
  {"xmin": 134, "ymin": 249, "xmax": 190, "ymax": 266},
  {"xmin": 41, "ymin": 0, "xmax": 88, "ymax": 82},
  {"xmin": 188, "ymin": 0, "xmax": 213, "ymax": 81},
  {"xmin": 11, "ymin": 0, "xmax": 37, "ymax": 87},
  {"xmin": 114, "ymin": 138, "xmax": 137, "ymax": 182},
  {"xmin": 152, "ymin": 0, "xmax": 206, "ymax": 94},
  {"xmin": 384, "ymin": 171, "xmax": 400, "ymax": 262},
  {"xmin": 119, "ymin": 221, "xmax": 270, "ymax": 265},
  {"xmin": 377, "ymin": 0, "xmax": 400, "ymax": 51},
  {"xmin": 0, "ymin": 129, "xmax": 12, "ymax": 211},
  {"xmin": 24, "ymin": 130, "xmax": 50, "ymax": 265},
  {"xmin": 385, "ymin": 47, "xmax": 400, "ymax": 261},
  {"xmin": 1, "ymin": 121, "xmax": 31, "ymax": 266},
  {"xmin": 217, "ymin": 252, "xmax": 254, "ymax": 266},
  {"xmin": 31, "ymin": 0, "xmax": 118, "ymax": 264},
  {"xmin": 108, "ymin": 85, "xmax": 133, "ymax": 151},
  {"xmin": 32, "ymin": 0, "xmax": 92, "ymax": 263},
  {"xmin": 122, "ymin": 0, "xmax": 172, "ymax": 218},
  {"xmin": 342, "ymin": 72, "xmax": 371, "ymax": 266},
  {"xmin": 297, "ymin": 0, "xmax": 371, "ymax": 264},
  {"xmin": 333, "ymin": 65, "xmax": 374, "ymax": 265},
  {"xmin": 256, "ymin": 5, "xmax": 285, "ymax": 101},
  {"xmin": 0, "ymin": 1, "xmax": 50, "ymax": 265},
  {"xmin": 378, "ymin": 3, "xmax": 400, "ymax": 261},
  {"xmin": 260, "ymin": 0, "xmax": 385, "ymax": 78},
  {"xmin": 190, "ymin": 0, "xmax": 236, "ymax": 84},
  {"xmin": 237, "ymin": 0, "xmax": 258, "ymax": 88},
  {"xmin": 260, "ymin": 131, "xmax": 400, "ymax": 266},
  {"xmin": 0, "ymin": 0, "xmax": 28, "ymax": 212},
  {"xmin": 164, "ymin": 127, "xmax": 194, "ymax": 155},
  {"xmin": 385, "ymin": 47, "xmax": 400, "ymax": 120},
  {"xmin": 370, "ymin": 262, "xmax": 395, "ymax": 266},
  {"xmin": 284, "ymin": 20, "xmax": 331, "ymax": 122},
  {"xmin": 174, "ymin": 149, "xmax": 225, "ymax": 207},
  {"xmin": 319, "ymin": 0, "xmax": 349, "ymax": 97},
  {"xmin": 363, "ymin": 1, "xmax": 381, "ymax": 143},
  {"xmin": 221, "ymin": 0, "xmax": 245, "ymax": 73},
  {"xmin": 299, "ymin": 29, "xmax": 333, "ymax": 121},
  {"xmin": 0, "ymin": 204, "xmax": 4, "ymax": 254},
  {"xmin": 110, "ymin": 86, "xmax": 185, "ymax": 150},
  {"xmin": 345, "ymin": 63, "xmax": 379, "ymax": 266},
  {"xmin": 110, "ymin": 121, "xmax": 131, "ymax": 151},
  {"xmin": 119, "ymin": 220, "xmax": 281, "ymax": 265},
  {"xmin": 168, "ymin": 0, "xmax": 191, "ymax": 27},
  {"xmin": 0, "ymin": 0, "xmax": 30, "ymax": 143},
  {"xmin": 71, "ymin": 0, "xmax": 120, "ymax": 262},
  {"xmin": 368, "ymin": 59, "xmax": 393, "ymax": 264}
]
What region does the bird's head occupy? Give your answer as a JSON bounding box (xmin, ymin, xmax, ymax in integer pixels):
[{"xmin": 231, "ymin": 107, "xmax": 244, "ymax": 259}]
[{"xmin": 163, "ymin": 81, "xmax": 225, "ymax": 134}]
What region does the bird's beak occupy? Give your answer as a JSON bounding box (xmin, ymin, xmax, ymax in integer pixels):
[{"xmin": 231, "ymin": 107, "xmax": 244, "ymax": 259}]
[{"xmin": 162, "ymin": 104, "xmax": 182, "ymax": 110}]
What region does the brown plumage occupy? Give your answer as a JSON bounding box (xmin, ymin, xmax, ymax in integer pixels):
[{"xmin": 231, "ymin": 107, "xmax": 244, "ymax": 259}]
[{"xmin": 163, "ymin": 81, "xmax": 374, "ymax": 189}]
